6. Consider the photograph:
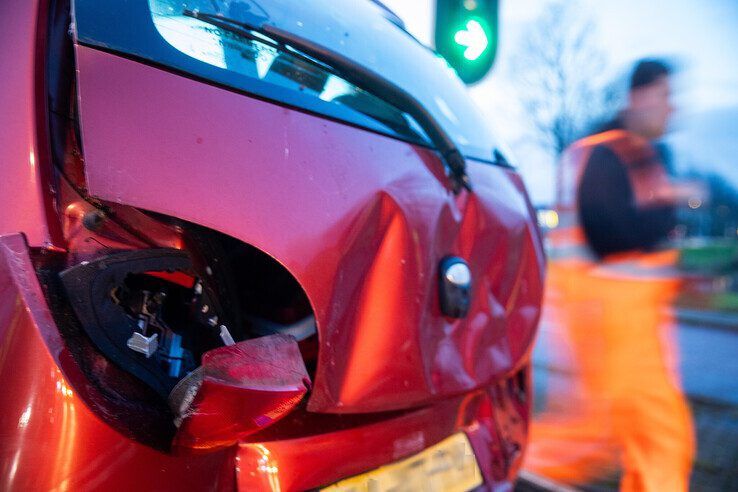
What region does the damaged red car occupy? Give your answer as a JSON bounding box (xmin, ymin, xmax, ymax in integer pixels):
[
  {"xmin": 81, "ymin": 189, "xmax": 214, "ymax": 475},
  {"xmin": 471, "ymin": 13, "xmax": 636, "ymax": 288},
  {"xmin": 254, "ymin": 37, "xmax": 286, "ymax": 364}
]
[{"xmin": 0, "ymin": 0, "xmax": 544, "ymax": 490}]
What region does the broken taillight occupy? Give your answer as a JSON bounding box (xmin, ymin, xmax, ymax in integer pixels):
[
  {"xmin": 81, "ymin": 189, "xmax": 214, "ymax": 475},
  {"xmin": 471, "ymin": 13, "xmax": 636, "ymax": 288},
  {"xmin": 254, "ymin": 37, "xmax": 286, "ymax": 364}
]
[
  {"xmin": 170, "ymin": 334, "xmax": 310, "ymax": 451},
  {"xmin": 60, "ymin": 248, "xmax": 238, "ymax": 398},
  {"xmin": 54, "ymin": 242, "xmax": 315, "ymax": 450}
]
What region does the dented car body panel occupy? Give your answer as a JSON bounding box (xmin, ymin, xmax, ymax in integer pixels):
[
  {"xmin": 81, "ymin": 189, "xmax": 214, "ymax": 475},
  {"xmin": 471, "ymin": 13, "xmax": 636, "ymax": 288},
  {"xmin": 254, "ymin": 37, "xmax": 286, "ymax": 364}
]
[
  {"xmin": 76, "ymin": 46, "xmax": 544, "ymax": 413},
  {"xmin": 0, "ymin": 0, "xmax": 544, "ymax": 489}
]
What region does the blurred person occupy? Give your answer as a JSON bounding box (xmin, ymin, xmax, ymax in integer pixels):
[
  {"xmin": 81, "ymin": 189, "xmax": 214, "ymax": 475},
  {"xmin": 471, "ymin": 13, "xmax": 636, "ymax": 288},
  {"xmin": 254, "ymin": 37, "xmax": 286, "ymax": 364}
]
[
  {"xmin": 527, "ymin": 59, "xmax": 697, "ymax": 491},
  {"xmin": 578, "ymin": 59, "xmax": 703, "ymax": 257}
]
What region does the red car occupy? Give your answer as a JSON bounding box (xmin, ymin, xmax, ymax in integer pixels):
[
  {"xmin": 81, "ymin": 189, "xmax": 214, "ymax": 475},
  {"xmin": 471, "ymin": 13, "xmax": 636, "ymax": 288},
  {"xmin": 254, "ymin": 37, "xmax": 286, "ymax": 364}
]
[{"xmin": 0, "ymin": 0, "xmax": 544, "ymax": 490}]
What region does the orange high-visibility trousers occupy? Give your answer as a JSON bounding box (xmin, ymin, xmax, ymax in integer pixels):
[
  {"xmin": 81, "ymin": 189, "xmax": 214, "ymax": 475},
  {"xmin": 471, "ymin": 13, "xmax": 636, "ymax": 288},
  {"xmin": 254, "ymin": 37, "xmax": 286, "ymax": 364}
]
[{"xmin": 526, "ymin": 251, "xmax": 694, "ymax": 491}]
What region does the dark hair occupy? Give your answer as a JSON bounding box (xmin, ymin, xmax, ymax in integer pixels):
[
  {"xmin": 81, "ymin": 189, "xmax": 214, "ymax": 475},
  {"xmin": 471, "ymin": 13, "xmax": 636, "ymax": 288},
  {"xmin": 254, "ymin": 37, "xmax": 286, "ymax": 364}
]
[{"xmin": 630, "ymin": 59, "xmax": 672, "ymax": 90}]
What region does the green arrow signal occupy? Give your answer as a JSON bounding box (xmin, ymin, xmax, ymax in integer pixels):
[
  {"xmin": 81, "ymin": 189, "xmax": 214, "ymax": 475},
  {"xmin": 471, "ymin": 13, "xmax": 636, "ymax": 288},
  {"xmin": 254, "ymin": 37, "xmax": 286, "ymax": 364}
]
[
  {"xmin": 453, "ymin": 19, "xmax": 489, "ymax": 61},
  {"xmin": 435, "ymin": 0, "xmax": 499, "ymax": 84}
]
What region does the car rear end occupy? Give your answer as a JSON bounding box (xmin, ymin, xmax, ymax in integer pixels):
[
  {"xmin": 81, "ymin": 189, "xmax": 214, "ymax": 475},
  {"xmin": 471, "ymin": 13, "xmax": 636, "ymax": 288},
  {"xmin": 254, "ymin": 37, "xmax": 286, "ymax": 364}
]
[{"xmin": 0, "ymin": 0, "xmax": 544, "ymax": 489}]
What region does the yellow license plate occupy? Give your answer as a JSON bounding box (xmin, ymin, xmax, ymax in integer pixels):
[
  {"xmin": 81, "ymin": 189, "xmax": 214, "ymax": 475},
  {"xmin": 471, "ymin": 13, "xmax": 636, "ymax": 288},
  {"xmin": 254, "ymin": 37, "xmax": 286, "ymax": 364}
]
[{"xmin": 321, "ymin": 432, "xmax": 482, "ymax": 492}]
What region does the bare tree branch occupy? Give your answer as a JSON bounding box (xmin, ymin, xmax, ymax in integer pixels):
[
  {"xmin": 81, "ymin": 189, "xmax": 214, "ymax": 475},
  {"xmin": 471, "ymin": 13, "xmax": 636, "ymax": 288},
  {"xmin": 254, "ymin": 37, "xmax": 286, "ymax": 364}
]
[{"xmin": 512, "ymin": 1, "xmax": 616, "ymax": 158}]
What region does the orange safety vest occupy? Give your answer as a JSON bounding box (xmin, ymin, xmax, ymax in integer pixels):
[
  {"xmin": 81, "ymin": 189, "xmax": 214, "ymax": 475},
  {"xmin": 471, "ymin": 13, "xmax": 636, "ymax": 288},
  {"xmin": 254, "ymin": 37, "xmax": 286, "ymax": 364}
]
[{"xmin": 550, "ymin": 129, "xmax": 672, "ymax": 257}]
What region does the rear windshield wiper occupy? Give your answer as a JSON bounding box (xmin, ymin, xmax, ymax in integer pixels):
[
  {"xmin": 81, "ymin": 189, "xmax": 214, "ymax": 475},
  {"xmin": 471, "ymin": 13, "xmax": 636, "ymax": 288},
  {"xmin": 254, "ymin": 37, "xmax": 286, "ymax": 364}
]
[{"xmin": 183, "ymin": 10, "xmax": 472, "ymax": 193}]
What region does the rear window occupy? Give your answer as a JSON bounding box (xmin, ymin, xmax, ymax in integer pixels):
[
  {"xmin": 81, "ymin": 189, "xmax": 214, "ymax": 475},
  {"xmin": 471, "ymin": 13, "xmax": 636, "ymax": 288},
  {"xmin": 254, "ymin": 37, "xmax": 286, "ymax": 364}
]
[
  {"xmin": 74, "ymin": 0, "xmax": 500, "ymax": 160},
  {"xmin": 149, "ymin": 1, "xmax": 429, "ymax": 144}
]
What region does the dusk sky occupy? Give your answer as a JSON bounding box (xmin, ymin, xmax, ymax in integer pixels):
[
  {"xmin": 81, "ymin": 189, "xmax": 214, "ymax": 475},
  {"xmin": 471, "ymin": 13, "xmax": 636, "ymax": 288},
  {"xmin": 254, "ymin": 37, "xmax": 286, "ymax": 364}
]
[{"xmin": 384, "ymin": 0, "xmax": 738, "ymax": 204}]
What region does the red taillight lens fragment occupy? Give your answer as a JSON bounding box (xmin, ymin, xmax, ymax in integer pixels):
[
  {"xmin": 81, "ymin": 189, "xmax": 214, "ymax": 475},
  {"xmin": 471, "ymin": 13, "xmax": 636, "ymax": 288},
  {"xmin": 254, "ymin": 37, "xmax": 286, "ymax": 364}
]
[{"xmin": 171, "ymin": 334, "xmax": 310, "ymax": 451}]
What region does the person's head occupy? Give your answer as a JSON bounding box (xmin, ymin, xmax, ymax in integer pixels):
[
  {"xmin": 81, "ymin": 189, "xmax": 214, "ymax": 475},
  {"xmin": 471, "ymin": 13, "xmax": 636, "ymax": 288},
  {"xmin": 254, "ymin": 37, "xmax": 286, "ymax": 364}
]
[{"xmin": 624, "ymin": 59, "xmax": 674, "ymax": 139}]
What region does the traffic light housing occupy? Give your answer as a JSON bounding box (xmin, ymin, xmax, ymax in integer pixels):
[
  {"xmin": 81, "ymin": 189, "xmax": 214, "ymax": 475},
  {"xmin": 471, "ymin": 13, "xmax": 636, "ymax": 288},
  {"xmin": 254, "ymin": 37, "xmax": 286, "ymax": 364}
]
[{"xmin": 434, "ymin": 0, "xmax": 499, "ymax": 85}]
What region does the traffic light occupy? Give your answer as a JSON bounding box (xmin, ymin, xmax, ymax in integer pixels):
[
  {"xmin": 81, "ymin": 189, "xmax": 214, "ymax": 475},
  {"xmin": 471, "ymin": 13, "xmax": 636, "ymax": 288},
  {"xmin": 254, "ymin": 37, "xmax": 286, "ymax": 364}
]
[{"xmin": 434, "ymin": 0, "xmax": 499, "ymax": 85}]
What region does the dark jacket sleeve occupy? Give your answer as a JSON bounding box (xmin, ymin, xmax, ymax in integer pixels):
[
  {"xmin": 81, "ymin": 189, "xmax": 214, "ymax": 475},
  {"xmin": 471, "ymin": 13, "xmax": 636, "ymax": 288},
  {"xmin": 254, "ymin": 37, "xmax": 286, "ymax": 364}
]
[{"xmin": 577, "ymin": 145, "xmax": 675, "ymax": 257}]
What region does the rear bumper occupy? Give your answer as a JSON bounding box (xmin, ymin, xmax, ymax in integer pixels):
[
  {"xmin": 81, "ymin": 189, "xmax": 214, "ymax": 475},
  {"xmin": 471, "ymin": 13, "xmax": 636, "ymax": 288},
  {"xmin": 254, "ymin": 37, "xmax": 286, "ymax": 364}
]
[{"xmin": 236, "ymin": 389, "xmax": 526, "ymax": 491}]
